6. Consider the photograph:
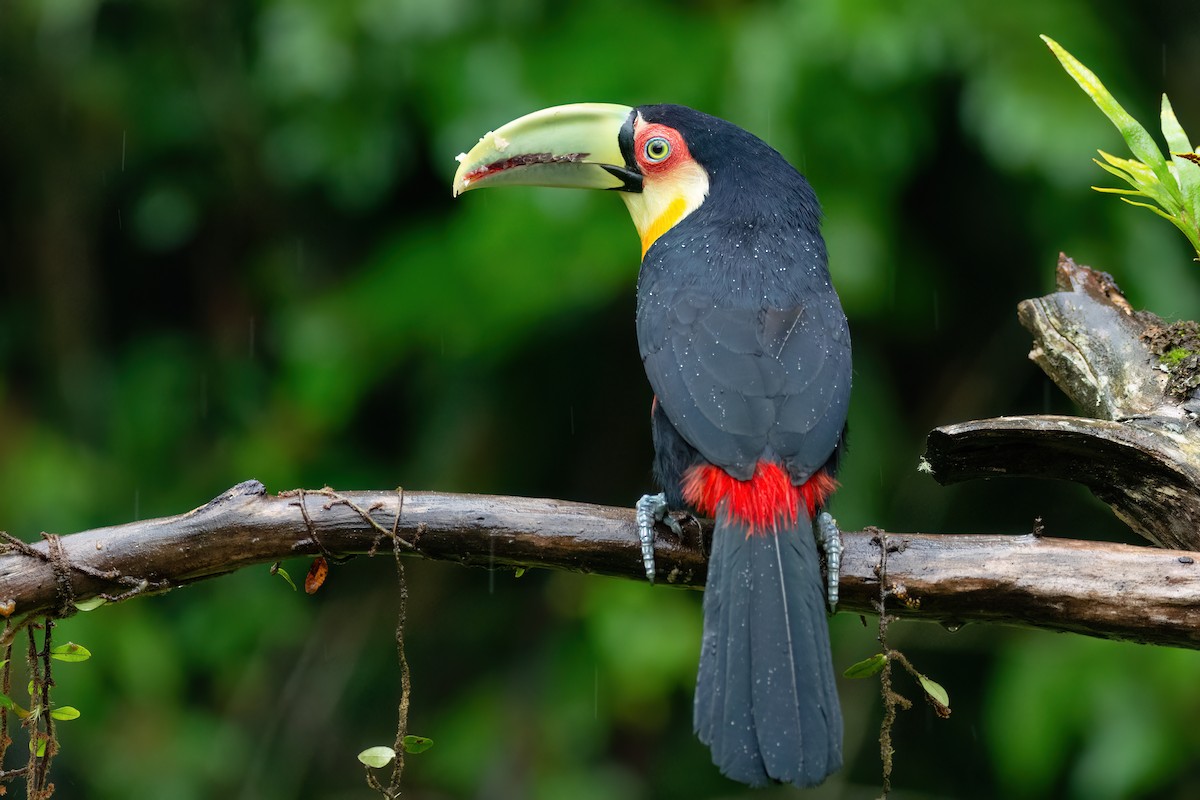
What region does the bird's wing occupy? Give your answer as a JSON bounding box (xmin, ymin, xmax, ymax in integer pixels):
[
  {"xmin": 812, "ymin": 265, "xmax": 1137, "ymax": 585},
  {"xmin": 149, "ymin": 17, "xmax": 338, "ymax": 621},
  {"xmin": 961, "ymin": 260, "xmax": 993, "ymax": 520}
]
[{"xmin": 638, "ymin": 284, "xmax": 850, "ymax": 483}]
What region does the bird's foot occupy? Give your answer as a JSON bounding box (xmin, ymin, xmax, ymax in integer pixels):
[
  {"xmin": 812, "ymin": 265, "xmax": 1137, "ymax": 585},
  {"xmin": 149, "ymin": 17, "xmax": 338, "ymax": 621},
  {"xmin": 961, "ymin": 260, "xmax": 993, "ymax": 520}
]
[
  {"xmin": 815, "ymin": 512, "xmax": 843, "ymax": 613},
  {"xmin": 635, "ymin": 493, "xmax": 682, "ymax": 584}
]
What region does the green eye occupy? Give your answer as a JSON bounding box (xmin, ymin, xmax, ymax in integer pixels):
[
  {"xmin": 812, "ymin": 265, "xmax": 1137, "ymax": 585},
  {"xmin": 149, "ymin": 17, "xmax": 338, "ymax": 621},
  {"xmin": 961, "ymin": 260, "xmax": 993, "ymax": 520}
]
[{"xmin": 644, "ymin": 136, "xmax": 671, "ymax": 162}]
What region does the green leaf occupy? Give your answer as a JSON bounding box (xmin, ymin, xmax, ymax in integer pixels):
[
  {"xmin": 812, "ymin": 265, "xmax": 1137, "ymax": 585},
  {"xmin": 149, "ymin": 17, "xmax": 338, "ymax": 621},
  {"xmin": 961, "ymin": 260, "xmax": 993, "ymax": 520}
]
[
  {"xmin": 357, "ymin": 746, "xmax": 396, "ymax": 769},
  {"xmin": 843, "ymin": 653, "xmax": 887, "ymax": 679},
  {"xmin": 50, "ymin": 706, "xmax": 80, "ymax": 721},
  {"xmin": 1091, "ymin": 187, "xmax": 1148, "ymax": 196},
  {"xmin": 1093, "ymin": 153, "xmax": 1177, "ymax": 211},
  {"xmin": 401, "ymin": 735, "xmax": 434, "ymax": 754},
  {"xmin": 1096, "ymin": 149, "xmax": 1156, "ymax": 182},
  {"xmin": 1160, "ymin": 94, "xmax": 1195, "ymax": 157},
  {"xmin": 1, "ymin": 694, "xmax": 28, "ymax": 719},
  {"xmin": 1041, "ymin": 36, "xmax": 1174, "ymax": 188},
  {"xmin": 514, "ymin": 568, "xmax": 526, "ymax": 578},
  {"xmin": 1091, "ymin": 161, "xmax": 1149, "ymax": 200},
  {"xmin": 73, "ymin": 597, "xmax": 107, "ymax": 612},
  {"xmin": 1120, "ymin": 197, "xmax": 1179, "ymax": 222},
  {"xmin": 33, "ymin": 736, "xmax": 46, "ymax": 758},
  {"xmin": 272, "ymin": 563, "xmax": 298, "ymax": 592},
  {"xmin": 1093, "ymin": 158, "xmax": 1138, "ymax": 186},
  {"xmin": 50, "ymin": 642, "xmax": 92, "ymax": 663},
  {"xmin": 1162, "ymin": 95, "xmax": 1200, "ymax": 237},
  {"xmin": 919, "ymin": 674, "xmax": 951, "ymax": 709}
]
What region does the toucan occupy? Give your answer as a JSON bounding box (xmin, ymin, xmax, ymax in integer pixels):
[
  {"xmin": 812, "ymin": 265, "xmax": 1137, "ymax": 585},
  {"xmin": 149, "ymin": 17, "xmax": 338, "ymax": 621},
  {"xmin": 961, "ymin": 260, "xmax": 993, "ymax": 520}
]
[{"xmin": 453, "ymin": 103, "xmax": 850, "ymax": 789}]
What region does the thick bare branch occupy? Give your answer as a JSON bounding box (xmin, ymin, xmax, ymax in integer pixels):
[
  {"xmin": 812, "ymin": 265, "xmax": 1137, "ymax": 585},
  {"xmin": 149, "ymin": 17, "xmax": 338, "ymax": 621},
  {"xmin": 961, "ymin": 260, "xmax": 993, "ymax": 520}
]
[
  {"xmin": 924, "ymin": 415, "xmax": 1200, "ymax": 550},
  {"xmin": 0, "ymin": 482, "xmax": 1197, "ymax": 648}
]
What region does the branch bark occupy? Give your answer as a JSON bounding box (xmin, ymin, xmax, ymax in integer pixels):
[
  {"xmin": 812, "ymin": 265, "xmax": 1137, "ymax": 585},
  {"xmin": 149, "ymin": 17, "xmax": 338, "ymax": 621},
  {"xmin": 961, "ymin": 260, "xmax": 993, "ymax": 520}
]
[
  {"xmin": 1, "ymin": 482, "xmax": 1197, "ymax": 648},
  {"xmin": 923, "ymin": 255, "xmax": 1200, "ymax": 551}
]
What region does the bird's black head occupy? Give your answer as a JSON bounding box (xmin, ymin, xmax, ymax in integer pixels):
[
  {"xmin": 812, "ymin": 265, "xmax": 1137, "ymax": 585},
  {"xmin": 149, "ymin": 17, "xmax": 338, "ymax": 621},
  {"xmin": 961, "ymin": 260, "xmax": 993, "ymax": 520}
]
[{"xmin": 616, "ymin": 104, "xmax": 823, "ymax": 257}]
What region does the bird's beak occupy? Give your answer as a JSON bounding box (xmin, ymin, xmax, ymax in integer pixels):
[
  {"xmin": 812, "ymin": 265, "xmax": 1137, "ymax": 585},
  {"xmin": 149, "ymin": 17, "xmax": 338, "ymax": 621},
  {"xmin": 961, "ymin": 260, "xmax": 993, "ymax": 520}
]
[{"xmin": 452, "ymin": 103, "xmax": 641, "ymax": 197}]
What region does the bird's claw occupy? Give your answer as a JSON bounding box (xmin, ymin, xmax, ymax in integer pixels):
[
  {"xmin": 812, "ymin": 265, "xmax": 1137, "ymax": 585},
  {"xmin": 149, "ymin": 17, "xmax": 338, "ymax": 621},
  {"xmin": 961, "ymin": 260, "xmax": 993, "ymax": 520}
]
[
  {"xmin": 815, "ymin": 512, "xmax": 843, "ymax": 613},
  {"xmin": 636, "ymin": 493, "xmax": 681, "ymax": 584}
]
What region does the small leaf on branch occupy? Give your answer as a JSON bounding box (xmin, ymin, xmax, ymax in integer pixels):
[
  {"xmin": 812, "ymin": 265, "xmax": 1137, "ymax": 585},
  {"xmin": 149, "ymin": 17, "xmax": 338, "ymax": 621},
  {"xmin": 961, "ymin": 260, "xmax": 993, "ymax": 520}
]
[
  {"xmin": 357, "ymin": 746, "xmax": 396, "ymax": 768},
  {"xmin": 270, "ymin": 562, "xmax": 297, "ymax": 592},
  {"xmin": 402, "ymin": 735, "xmax": 434, "ymax": 754},
  {"xmin": 50, "ymin": 705, "xmax": 81, "ymax": 721},
  {"xmin": 50, "ymin": 642, "xmax": 92, "ymax": 663},
  {"xmin": 918, "ymin": 674, "xmax": 952, "ymax": 718},
  {"xmin": 843, "ymin": 653, "xmax": 888, "ymax": 679},
  {"xmin": 73, "ymin": 597, "xmax": 107, "ymax": 612}
]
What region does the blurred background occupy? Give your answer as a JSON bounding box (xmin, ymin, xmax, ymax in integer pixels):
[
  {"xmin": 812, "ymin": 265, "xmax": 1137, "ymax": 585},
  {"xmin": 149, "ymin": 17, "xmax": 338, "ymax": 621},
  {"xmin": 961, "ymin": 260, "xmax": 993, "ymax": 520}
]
[{"xmin": 3, "ymin": 0, "xmax": 1200, "ymax": 797}]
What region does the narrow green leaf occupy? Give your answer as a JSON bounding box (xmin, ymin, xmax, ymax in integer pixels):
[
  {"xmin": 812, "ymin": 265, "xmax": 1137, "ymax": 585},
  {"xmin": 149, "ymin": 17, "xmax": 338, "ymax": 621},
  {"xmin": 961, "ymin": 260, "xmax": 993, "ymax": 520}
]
[
  {"xmin": 272, "ymin": 564, "xmax": 298, "ymax": 592},
  {"xmin": 1120, "ymin": 197, "xmax": 1179, "ymax": 221},
  {"xmin": 843, "ymin": 653, "xmax": 888, "ymax": 679},
  {"xmin": 919, "ymin": 674, "xmax": 951, "ymax": 709},
  {"xmin": 402, "ymin": 735, "xmax": 434, "ymax": 754},
  {"xmin": 357, "ymin": 746, "xmax": 396, "ymax": 768},
  {"xmin": 1091, "ymin": 186, "xmax": 1148, "ymax": 196},
  {"xmin": 1096, "ymin": 150, "xmax": 1157, "ymax": 183},
  {"xmin": 73, "ymin": 597, "xmax": 107, "ymax": 612},
  {"xmin": 1161, "ymin": 95, "xmax": 1194, "ymax": 156},
  {"xmin": 1092, "ymin": 159, "xmax": 1140, "ymax": 189},
  {"xmin": 1092, "ymin": 158, "xmax": 1178, "ymax": 212},
  {"xmin": 50, "ymin": 706, "xmax": 80, "ymax": 721},
  {"xmin": 1161, "ymin": 95, "xmax": 1200, "ymax": 242},
  {"xmin": 50, "ymin": 642, "xmax": 92, "ymax": 663},
  {"xmin": 514, "ymin": 568, "xmax": 526, "ymax": 578},
  {"xmin": 1041, "ymin": 36, "xmax": 1175, "ymax": 189},
  {"xmin": 33, "ymin": 737, "xmax": 47, "ymax": 758}
]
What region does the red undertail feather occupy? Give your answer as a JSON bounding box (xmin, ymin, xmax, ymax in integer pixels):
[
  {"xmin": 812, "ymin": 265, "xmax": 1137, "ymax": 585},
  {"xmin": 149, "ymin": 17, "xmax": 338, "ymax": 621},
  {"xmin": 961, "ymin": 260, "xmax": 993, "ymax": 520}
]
[{"xmin": 682, "ymin": 461, "xmax": 838, "ymax": 535}]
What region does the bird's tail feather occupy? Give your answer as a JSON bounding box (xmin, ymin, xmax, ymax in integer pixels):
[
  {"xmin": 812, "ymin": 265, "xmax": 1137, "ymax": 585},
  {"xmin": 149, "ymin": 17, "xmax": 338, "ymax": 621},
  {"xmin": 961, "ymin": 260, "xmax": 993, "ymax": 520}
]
[{"xmin": 693, "ymin": 509, "xmax": 843, "ymax": 787}]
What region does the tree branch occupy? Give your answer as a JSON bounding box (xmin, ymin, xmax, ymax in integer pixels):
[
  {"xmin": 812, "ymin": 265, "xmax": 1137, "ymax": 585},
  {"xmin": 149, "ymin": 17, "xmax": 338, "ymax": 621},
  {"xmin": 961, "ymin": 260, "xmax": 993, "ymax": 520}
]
[{"xmin": 1, "ymin": 482, "xmax": 1197, "ymax": 648}]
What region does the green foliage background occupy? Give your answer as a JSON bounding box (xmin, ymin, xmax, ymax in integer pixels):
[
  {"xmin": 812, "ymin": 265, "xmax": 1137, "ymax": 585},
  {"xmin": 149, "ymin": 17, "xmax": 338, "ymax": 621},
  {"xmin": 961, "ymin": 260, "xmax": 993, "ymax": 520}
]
[{"xmin": 2, "ymin": 0, "xmax": 1200, "ymax": 797}]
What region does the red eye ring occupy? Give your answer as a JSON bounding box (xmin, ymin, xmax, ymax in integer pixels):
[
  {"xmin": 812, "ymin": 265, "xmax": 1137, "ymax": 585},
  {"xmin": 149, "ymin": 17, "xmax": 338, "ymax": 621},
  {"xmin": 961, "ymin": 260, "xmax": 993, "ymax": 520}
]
[{"xmin": 634, "ymin": 122, "xmax": 688, "ymax": 174}]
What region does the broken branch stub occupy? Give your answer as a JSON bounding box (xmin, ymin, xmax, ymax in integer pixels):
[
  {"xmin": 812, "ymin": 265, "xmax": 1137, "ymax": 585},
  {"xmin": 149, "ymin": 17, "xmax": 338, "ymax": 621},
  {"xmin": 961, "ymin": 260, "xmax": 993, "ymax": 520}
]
[
  {"xmin": 1018, "ymin": 257, "xmax": 1168, "ymax": 418},
  {"xmin": 925, "ymin": 254, "xmax": 1200, "ymax": 551}
]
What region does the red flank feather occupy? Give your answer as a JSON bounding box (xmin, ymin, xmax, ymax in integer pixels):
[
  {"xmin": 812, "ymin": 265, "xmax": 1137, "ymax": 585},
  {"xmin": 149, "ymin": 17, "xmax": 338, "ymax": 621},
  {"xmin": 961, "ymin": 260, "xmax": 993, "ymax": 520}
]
[{"xmin": 682, "ymin": 461, "xmax": 837, "ymax": 535}]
